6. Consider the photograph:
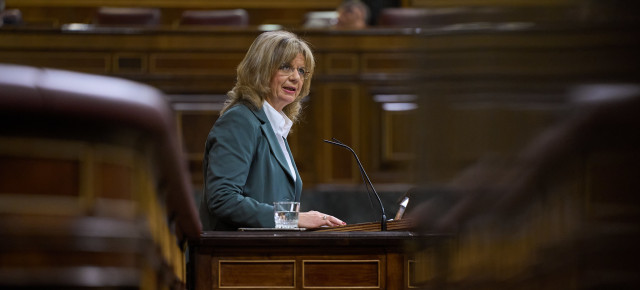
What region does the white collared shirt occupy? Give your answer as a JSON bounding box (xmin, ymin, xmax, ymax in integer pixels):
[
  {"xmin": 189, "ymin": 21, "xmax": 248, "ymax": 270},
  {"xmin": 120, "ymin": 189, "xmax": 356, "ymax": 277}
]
[{"xmin": 263, "ymin": 101, "xmax": 296, "ymax": 181}]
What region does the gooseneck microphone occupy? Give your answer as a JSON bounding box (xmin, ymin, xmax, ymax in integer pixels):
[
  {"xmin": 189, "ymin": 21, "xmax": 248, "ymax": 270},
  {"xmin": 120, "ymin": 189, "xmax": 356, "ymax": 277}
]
[{"xmin": 323, "ymin": 138, "xmax": 387, "ymax": 231}]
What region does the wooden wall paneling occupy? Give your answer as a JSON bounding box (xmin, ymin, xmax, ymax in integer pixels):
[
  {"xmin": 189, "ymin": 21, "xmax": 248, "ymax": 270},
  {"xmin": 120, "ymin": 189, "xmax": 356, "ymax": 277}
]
[
  {"xmin": 131, "ymin": 33, "xmax": 256, "ymax": 52},
  {"xmin": 382, "ymin": 110, "xmax": 417, "ymax": 162},
  {"xmin": 168, "ymin": 95, "xmax": 225, "ymax": 189},
  {"xmin": 420, "ymin": 30, "xmax": 640, "ymax": 53},
  {"xmin": 419, "ymin": 30, "xmax": 640, "ymax": 84},
  {"xmin": 143, "ymin": 75, "xmax": 235, "ymax": 94},
  {"xmin": 357, "ymin": 89, "xmax": 380, "ymax": 184},
  {"xmin": 0, "ymin": 30, "xmax": 256, "ymax": 54},
  {"xmin": 324, "ymin": 53, "xmax": 360, "ymax": 75},
  {"xmin": 362, "ymin": 84, "xmax": 418, "ymax": 184},
  {"xmin": 0, "ymin": 33, "xmax": 145, "ymax": 51},
  {"xmin": 319, "ymin": 83, "xmax": 361, "ymax": 184},
  {"xmin": 448, "ymin": 106, "xmax": 500, "ymax": 170},
  {"xmin": 416, "ymin": 83, "xmax": 453, "ymax": 183},
  {"xmin": 304, "ymin": 34, "xmax": 418, "ymax": 53},
  {"xmin": 380, "ymin": 108, "xmax": 417, "ymax": 184},
  {"xmin": 150, "ymin": 52, "xmax": 244, "ymax": 75},
  {"xmin": 312, "ymin": 53, "xmax": 326, "ymax": 76},
  {"xmin": 113, "ymin": 52, "xmax": 148, "ymax": 74},
  {"xmin": 177, "ymin": 110, "xmax": 219, "ymax": 161},
  {"xmin": 174, "ymin": 109, "xmax": 220, "ymax": 187},
  {"xmin": 0, "ymin": 51, "xmax": 110, "ymax": 74},
  {"xmin": 360, "ymin": 52, "xmax": 420, "ymax": 184},
  {"xmin": 361, "ymin": 53, "xmax": 419, "ymax": 76},
  {"xmin": 418, "ymin": 91, "xmax": 563, "ymax": 183},
  {"xmin": 314, "ymin": 83, "xmax": 326, "ymax": 184},
  {"xmin": 421, "ymin": 48, "xmax": 640, "ymax": 81}
]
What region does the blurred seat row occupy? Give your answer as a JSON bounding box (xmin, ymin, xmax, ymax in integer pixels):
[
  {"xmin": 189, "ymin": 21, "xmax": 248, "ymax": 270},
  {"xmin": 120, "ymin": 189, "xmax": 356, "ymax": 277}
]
[
  {"xmin": 6, "ymin": 5, "xmax": 571, "ymax": 28},
  {"xmin": 96, "ymin": 6, "xmax": 539, "ymax": 28},
  {"xmin": 5, "ymin": 4, "xmax": 636, "ymax": 28},
  {"xmin": 93, "ymin": 7, "xmax": 249, "ymax": 27}
]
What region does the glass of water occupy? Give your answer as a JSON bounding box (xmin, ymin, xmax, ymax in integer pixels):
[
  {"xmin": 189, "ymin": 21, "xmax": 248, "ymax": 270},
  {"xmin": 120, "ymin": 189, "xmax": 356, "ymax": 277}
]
[{"xmin": 274, "ymin": 201, "xmax": 300, "ymax": 229}]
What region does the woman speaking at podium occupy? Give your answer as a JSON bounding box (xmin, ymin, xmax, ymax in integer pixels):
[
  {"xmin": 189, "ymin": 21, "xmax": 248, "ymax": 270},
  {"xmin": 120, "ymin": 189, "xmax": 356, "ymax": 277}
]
[{"xmin": 199, "ymin": 30, "xmax": 346, "ymax": 231}]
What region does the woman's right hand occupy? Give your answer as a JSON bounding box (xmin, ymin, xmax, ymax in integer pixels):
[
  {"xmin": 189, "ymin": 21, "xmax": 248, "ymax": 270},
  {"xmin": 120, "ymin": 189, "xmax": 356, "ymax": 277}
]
[{"xmin": 298, "ymin": 210, "xmax": 346, "ymax": 228}]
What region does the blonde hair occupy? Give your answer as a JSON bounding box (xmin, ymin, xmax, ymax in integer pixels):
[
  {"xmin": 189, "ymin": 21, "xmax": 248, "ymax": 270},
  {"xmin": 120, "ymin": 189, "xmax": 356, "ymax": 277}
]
[{"xmin": 221, "ymin": 30, "xmax": 315, "ymax": 123}]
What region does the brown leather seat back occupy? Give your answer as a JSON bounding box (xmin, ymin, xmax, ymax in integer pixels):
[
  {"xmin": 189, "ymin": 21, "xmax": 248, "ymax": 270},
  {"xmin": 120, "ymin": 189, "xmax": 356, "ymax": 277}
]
[
  {"xmin": 378, "ymin": 8, "xmax": 430, "ymax": 27},
  {"xmin": 1, "ymin": 9, "xmax": 23, "ymax": 25},
  {"xmin": 94, "ymin": 7, "xmax": 161, "ymax": 26},
  {"xmin": 179, "ymin": 9, "xmax": 249, "ymax": 26},
  {"xmin": 0, "ymin": 63, "xmax": 201, "ymax": 239}
]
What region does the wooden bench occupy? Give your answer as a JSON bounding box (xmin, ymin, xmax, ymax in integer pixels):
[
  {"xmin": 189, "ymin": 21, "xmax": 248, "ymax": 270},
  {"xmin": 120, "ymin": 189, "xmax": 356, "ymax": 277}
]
[{"xmin": 0, "ymin": 63, "xmax": 201, "ymax": 289}]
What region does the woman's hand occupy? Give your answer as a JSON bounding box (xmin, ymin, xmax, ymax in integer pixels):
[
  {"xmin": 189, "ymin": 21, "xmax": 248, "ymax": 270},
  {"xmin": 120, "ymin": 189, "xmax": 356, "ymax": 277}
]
[{"xmin": 298, "ymin": 211, "xmax": 346, "ymax": 228}]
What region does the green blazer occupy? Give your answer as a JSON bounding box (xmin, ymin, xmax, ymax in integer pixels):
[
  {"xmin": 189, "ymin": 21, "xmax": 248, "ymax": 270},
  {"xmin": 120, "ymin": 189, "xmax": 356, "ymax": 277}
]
[{"xmin": 199, "ymin": 103, "xmax": 302, "ymax": 230}]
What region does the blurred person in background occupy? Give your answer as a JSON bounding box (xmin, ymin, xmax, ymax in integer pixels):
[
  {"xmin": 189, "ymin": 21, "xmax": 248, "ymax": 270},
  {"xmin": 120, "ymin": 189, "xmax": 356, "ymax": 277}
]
[
  {"xmin": 335, "ymin": 0, "xmax": 369, "ymax": 29},
  {"xmin": 0, "ymin": 0, "xmax": 22, "ymax": 26}
]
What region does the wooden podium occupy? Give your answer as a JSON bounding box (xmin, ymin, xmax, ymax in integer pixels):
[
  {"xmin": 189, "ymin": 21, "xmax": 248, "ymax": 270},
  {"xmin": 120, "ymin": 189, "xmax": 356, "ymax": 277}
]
[{"xmin": 190, "ymin": 220, "xmax": 437, "ymax": 290}]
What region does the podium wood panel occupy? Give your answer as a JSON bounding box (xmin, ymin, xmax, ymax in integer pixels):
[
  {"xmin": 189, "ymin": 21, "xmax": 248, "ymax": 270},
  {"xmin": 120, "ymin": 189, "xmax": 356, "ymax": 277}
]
[
  {"xmin": 192, "ymin": 231, "xmax": 439, "ymax": 290},
  {"xmin": 219, "ymin": 260, "xmax": 296, "ymax": 288},
  {"xmin": 303, "ymin": 260, "xmax": 380, "ymax": 288}
]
